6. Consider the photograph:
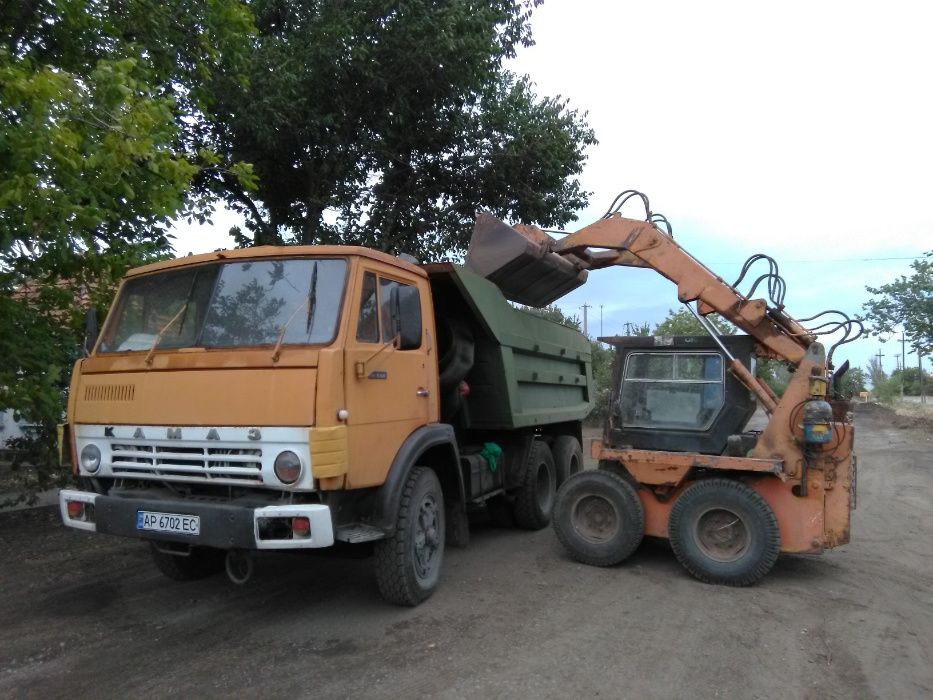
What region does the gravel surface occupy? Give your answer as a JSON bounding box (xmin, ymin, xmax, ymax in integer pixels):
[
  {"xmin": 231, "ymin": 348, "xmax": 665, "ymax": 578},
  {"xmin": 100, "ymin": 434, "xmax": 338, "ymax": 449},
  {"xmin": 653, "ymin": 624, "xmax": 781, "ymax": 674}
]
[{"xmin": 2, "ymin": 405, "xmax": 931, "ymax": 699}]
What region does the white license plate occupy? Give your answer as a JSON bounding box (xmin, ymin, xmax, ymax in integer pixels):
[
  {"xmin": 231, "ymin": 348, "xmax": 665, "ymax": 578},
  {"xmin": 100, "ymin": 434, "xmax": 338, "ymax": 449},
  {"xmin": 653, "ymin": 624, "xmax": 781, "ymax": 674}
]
[{"xmin": 137, "ymin": 510, "xmax": 201, "ymax": 536}]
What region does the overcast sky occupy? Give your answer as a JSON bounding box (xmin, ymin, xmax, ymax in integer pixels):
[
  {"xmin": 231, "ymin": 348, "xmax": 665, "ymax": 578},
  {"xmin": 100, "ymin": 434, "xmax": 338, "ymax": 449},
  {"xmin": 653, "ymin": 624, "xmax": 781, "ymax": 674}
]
[{"xmin": 172, "ymin": 0, "xmax": 931, "ymax": 378}]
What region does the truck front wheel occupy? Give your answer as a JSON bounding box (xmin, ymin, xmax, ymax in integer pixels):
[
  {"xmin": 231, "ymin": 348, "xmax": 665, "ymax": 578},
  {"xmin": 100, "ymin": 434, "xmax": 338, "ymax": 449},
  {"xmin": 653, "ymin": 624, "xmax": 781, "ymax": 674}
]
[
  {"xmin": 668, "ymin": 478, "xmax": 780, "ymax": 586},
  {"xmin": 513, "ymin": 441, "xmax": 557, "ymax": 530},
  {"xmin": 374, "ymin": 467, "xmax": 446, "ymax": 606}
]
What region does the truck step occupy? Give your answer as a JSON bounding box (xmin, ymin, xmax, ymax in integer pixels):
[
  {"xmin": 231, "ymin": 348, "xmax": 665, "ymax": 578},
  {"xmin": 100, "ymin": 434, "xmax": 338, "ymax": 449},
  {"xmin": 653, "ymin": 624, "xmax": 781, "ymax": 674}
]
[{"xmin": 335, "ymin": 523, "xmax": 386, "ymax": 543}]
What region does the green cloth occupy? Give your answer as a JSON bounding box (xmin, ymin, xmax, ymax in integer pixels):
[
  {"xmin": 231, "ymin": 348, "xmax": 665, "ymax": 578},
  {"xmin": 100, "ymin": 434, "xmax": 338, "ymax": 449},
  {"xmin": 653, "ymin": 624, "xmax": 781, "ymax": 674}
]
[{"xmin": 479, "ymin": 442, "xmax": 503, "ymax": 472}]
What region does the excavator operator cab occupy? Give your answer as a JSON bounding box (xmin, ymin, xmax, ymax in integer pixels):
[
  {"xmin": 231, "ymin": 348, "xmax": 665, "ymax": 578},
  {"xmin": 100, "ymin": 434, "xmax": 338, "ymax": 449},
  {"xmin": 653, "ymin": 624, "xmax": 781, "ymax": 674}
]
[{"xmin": 600, "ymin": 335, "xmax": 759, "ymax": 456}]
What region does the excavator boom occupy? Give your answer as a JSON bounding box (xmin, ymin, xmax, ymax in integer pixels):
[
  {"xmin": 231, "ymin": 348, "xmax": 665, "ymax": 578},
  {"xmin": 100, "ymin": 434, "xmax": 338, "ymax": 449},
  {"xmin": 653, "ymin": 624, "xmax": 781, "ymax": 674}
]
[{"xmin": 465, "ymin": 192, "xmax": 862, "ymax": 585}]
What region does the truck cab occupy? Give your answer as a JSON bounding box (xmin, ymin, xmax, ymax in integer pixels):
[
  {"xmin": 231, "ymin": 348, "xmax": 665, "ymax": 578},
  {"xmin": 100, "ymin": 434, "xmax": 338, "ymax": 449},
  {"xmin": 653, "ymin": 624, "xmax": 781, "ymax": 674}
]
[{"xmin": 60, "ymin": 246, "xmax": 593, "ymax": 605}]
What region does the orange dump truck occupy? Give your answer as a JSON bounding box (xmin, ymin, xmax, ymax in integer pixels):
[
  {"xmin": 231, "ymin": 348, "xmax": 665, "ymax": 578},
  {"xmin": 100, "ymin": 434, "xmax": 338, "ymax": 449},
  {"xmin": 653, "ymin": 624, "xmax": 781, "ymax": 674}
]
[{"xmin": 59, "ymin": 246, "xmax": 594, "ymax": 605}]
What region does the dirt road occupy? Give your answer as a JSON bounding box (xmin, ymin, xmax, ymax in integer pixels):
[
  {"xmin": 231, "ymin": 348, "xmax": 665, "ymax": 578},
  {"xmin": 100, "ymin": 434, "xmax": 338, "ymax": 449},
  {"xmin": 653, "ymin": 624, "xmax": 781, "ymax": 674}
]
[{"xmin": 2, "ymin": 405, "xmax": 931, "ymax": 699}]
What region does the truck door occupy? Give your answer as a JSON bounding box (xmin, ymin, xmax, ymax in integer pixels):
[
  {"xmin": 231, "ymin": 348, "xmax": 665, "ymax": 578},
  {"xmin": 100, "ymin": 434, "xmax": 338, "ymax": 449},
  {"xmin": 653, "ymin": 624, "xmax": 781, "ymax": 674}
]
[{"xmin": 343, "ymin": 269, "xmax": 435, "ymax": 488}]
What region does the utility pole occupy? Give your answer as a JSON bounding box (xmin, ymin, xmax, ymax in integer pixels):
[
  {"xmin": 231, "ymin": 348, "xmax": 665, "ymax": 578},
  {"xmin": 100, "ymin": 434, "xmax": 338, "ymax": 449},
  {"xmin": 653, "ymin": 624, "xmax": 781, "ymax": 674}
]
[
  {"xmin": 901, "ymin": 331, "xmax": 907, "ymax": 399},
  {"xmin": 600, "ymin": 305, "xmax": 603, "ymax": 338},
  {"xmin": 918, "ymin": 349, "xmax": 925, "ymax": 405},
  {"xmin": 874, "ymin": 349, "xmax": 885, "ymax": 399},
  {"xmin": 581, "ymin": 303, "xmax": 590, "ymax": 338}
]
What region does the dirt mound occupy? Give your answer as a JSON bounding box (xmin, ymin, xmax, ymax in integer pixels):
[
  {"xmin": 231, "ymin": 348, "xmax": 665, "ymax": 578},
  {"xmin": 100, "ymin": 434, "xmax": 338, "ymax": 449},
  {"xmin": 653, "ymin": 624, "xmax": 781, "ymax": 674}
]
[{"xmin": 853, "ymin": 401, "xmax": 933, "ymax": 430}]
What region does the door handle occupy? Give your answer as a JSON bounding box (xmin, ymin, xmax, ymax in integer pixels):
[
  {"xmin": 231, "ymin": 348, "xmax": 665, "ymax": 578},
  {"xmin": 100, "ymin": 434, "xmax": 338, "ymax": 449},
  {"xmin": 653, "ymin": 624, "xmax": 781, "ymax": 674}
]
[{"xmin": 416, "ymin": 388, "xmax": 430, "ymax": 397}]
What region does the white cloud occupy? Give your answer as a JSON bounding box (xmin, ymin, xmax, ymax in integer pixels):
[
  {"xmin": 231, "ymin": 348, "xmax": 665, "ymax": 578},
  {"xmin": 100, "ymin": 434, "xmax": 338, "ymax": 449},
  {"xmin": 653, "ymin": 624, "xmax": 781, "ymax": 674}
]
[
  {"xmin": 507, "ymin": 0, "xmax": 932, "ymax": 372},
  {"xmin": 171, "ymin": 0, "xmax": 931, "ymax": 375}
]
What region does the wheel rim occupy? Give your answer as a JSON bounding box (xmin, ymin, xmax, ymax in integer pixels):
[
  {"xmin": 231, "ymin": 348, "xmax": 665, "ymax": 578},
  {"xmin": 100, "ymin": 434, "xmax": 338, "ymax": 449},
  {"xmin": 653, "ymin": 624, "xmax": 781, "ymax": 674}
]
[
  {"xmin": 413, "ymin": 493, "xmax": 441, "ymax": 581},
  {"xmin": 693, "ymin": 507, "xmax": 750, "ymax": 562},
  {"xmin": 571, "ymin": 494, "xmax": 620, "ymax": 544}
]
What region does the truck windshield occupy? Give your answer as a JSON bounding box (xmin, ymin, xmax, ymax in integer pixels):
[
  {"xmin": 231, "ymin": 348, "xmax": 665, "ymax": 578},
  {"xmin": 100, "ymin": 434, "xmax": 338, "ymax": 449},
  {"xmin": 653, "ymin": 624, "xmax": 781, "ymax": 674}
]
[{"xmin": 98, "ymin": 258, "xmax": 347, "ymax": 352}]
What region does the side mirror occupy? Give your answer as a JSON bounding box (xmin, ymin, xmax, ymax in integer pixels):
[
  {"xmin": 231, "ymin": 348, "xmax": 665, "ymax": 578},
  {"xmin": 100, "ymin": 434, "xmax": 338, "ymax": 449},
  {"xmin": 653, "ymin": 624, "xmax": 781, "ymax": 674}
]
[
  {"xmin": 83, "ymin": 308, "xmax": 99, "ymax": 356},
  {"xmin": 391, "ymin": 286, "xmax": 422, "ymax": 350}
]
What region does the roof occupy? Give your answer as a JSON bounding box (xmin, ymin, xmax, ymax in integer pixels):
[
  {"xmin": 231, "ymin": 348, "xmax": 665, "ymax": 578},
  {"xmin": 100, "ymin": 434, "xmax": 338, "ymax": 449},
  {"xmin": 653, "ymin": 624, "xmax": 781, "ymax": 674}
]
[{"xmin": 125, "ymin": 245, "xmax": 427, "ymax": 278}]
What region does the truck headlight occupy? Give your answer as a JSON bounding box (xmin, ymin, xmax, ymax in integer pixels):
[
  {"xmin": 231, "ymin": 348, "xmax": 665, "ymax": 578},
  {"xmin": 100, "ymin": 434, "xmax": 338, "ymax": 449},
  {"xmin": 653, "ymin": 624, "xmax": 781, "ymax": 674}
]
[
  {"xmin": 80, "ymin": 444, "xmax": 101, "ymax": 473},
  {"xmin": 274, "ymin": 451, "xmax": 303, "ymax": 484}
]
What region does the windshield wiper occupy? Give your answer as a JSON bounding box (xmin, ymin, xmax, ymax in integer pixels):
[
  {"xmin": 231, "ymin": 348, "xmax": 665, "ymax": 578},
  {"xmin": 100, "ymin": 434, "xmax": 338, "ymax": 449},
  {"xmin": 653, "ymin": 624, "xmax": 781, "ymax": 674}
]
[
  {"xmin": 271, "ymin": 262, "xmax": 319, "ymax": 362},
  {"xmin": 144, "ymin": 302, "xmax": 190, "ymax": 366}
]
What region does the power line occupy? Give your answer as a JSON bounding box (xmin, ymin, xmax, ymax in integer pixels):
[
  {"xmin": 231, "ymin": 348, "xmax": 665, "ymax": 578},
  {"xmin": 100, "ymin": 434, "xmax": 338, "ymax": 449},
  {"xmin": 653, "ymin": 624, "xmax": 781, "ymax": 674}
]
[{"xmin": 709, "ymin": 255, "xmax": 923, "ymax": 265}]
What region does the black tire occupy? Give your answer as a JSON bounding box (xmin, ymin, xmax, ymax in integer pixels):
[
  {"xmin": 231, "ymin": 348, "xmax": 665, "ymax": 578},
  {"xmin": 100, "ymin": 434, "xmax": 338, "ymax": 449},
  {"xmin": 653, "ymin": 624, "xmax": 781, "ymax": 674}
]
[
  {"xmin": 553, "ymin": 435, "xmax": 584, "ymax": 486},
  {"xmin": 668, "ymin": 478, "xmax": 780, "ymax": 586},
  {"xmin": 374, "ymin": 467, "xmax": 446, "ymax": 606},
  {"xmin": 513, "ymin": 441, "xmax": 557, "ymax": 530},
  {"xmin": 552, "ymin": 471, "xmax": 645, "ymax": 566},
  {"xmin": 437, "ymin": 318, "xmax": 474, "ymax": 391},
  {"xmin": 597, "ymin": 459, "xmax": 638, "ymax": 488},
  {"xmin": 149, "ymin": 543, "xmax": 225, "ymax": 581}
]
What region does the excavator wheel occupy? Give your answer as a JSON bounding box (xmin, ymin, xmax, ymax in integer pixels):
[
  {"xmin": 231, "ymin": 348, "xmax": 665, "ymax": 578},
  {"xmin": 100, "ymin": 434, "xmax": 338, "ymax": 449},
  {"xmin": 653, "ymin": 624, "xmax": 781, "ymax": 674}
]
[
  {"xmin": 668, "ymin": 478, "xmax": 780, "ymax": 586},
  {"xmin": 552, "ymin": 471, "xmax": 644, "ymax": 567}
]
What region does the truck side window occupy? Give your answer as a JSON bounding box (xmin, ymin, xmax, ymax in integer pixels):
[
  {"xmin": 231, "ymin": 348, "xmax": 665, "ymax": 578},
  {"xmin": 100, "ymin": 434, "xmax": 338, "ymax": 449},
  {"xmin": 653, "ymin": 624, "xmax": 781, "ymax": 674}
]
[
  {"xmin": 619, "ymin": 352, "xmax": 724, "ymax": 430},
  {"xmin": 379, "ymin": 278, "xmax": 401, "ymax": 342},
  {"xmin": 357, "ymin": 272, "xmax": 379, "ymax": 343}
]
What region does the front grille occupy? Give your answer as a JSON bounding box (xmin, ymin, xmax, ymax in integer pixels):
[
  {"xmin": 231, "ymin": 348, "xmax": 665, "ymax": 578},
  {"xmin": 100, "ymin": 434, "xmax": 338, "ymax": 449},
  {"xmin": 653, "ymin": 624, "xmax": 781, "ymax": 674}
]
[
  {"xmin": 110, "ymin": 442, "xmax": 263, "ymax": 484},
  {"xmin": 85, "ymin": 384, "xmax": 136, "ymax": 402}
]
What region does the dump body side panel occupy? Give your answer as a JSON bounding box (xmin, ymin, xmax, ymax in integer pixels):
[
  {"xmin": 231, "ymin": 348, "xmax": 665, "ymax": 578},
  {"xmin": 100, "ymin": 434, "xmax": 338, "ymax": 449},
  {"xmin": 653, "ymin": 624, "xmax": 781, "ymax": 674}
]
[{"xmin": 425, "ymin": 264, "xmax": 593, "ymax": 430}]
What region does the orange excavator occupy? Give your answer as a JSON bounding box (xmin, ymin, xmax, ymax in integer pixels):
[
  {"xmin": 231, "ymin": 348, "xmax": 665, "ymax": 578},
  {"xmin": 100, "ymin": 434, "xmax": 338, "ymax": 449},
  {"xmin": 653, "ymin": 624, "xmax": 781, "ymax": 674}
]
[{"xmin": 466, "ymin": 191, "xmax": 862, "ymax": 585}]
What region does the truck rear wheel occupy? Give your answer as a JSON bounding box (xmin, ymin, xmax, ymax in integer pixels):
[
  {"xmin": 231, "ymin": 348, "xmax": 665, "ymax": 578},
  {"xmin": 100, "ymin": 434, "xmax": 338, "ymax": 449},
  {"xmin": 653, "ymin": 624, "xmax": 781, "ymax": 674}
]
[
  {"xmin": 374, "ymin": 467, "xmax": 446, "ymax": 606},
  {"xmin": 513, "ymin": 441, "xmax": 557, "ymax": 530},
  {"xmin": 149, "ymin": 542, "xmax": 225, "ymax": 581},
  {"xmin": 553, "ymin": 435, "xmax": 583, "ymax": 486},
  {"xmin": 668, "ymin": 478, "xmax": 780, "ymax": 586},
  {"xmin": 552, "ymin": 471, "xmax": 644, "ymax": 566}
]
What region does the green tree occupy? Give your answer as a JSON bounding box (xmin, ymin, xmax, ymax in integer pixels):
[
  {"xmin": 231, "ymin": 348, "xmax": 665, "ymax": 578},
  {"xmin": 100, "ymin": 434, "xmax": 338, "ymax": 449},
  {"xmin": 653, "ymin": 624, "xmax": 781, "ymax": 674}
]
[
  {"xmin": 863, "ymin": 252, "xmax": 933, "ymax": 354},
  {"xmin": 209, "ymin": 0, "xmax": 596, "ymax": 258},
  {"xmin": 890, "ymin": 366, "xmax": 932, "ymax": 396},
  {"xmin": 653, "ymin": 308, "xmax": 734, "ymax": 336},
  {"xmin": 0, "ymin": 1, "xmax": 255, "ymax": 502},
  {"xmin": 651, "ymin": 307, "xmax": 797, "ymax": 396},
  {"xmin": 866, "ymin": 356, "xmax": 899, "ymax": 404},
  {"xmin": 836, "ymin": 366, "xmax": 868, "ymax": 397},
  {"xmin": 1, "ymin": 0, "xmax": 256, "ymax": 280}
]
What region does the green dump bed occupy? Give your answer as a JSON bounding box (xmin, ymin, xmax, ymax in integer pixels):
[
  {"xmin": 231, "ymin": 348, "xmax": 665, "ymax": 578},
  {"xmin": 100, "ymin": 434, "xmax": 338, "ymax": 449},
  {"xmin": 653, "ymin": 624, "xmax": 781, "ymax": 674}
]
[{"xmin": 425, "ymin": 264, "xmax": 593, "ymax": 430}]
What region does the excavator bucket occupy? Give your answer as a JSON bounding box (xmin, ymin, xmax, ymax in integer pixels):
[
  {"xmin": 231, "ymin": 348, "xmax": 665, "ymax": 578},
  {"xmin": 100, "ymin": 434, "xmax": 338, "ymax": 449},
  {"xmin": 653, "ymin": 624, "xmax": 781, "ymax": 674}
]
[{"xmin": 465, "ymin": 212, "xmax": 588, "ymax": 307}]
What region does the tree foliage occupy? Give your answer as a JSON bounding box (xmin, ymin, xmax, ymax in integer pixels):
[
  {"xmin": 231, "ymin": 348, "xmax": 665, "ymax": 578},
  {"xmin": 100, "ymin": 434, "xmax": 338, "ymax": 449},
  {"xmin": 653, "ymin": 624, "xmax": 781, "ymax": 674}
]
[
  {"xmin": 653, "ymin": 308, "xmax": 734, "ymax": 336},
  {"xmin": 0, "ymin": 0, "xmax": 255, "ymax": 501},
  {"xmin": 1, "ymin": 0, "xmax": 256, "ymax": 279},
  {"xmin": 836, "ymin": 366, "xmax": 868, "ymax": 397},
  {"xmin": 865, "ymin": 357, "xmax": 900, "ymax": 405},
  {"xmin": 863, "ymin": 252, "xmax": 933, "ymax": 355},
  {"xmin": 209, "ymin": 0, "xmax": 596, "ymax": 259}
]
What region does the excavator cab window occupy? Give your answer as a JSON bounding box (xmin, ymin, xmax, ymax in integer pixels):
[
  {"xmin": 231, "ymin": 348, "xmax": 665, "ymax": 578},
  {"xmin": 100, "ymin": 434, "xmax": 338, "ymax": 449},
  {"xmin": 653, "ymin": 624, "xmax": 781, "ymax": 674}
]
[
  {"xmin": 602, "ymin": 335, "xmax": 758, "ymax": 455},
  {"xmin": 619, "ymin": 352, "xmax": 724, "ymax": 430}
]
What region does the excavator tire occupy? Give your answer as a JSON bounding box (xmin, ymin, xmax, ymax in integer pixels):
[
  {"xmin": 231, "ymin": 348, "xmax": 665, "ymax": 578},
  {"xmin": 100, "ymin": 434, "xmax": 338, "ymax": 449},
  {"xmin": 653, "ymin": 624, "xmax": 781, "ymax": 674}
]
[
  {"xmin": 668, "ymin": 478, "xmax": 780, "ymax": 586},
  {"xmin": 552, "ymin": 471, "xmax": 644, "ymax": 567}
]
